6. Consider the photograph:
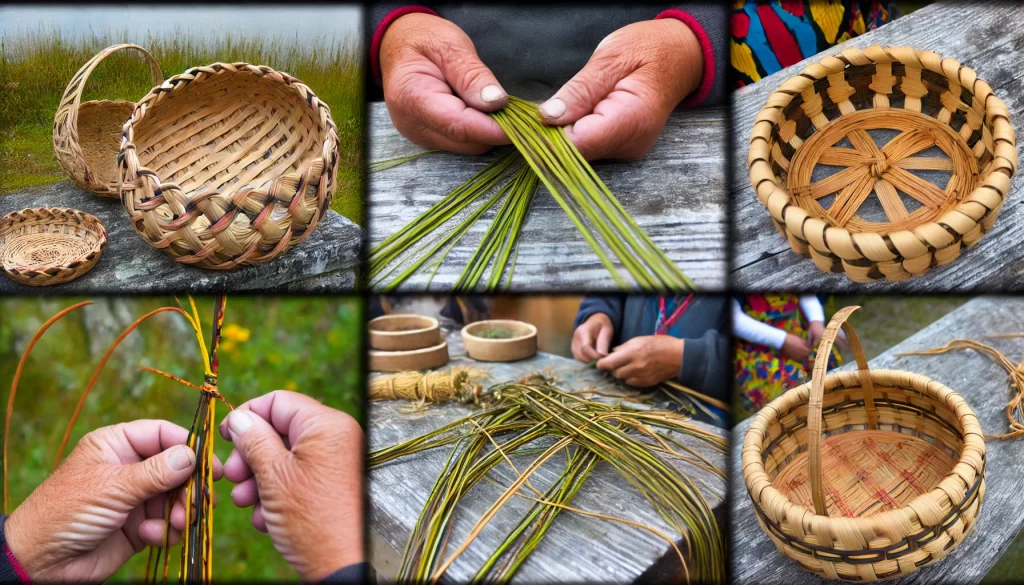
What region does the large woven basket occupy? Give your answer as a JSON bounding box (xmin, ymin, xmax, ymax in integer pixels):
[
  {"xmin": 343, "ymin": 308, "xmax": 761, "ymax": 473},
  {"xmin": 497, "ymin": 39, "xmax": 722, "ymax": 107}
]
[
  {"xmin": 54, "ymin": 44, "xmax": 163, "ymax": 198},
  {"xmin": 0, "ymin": 208, "xmax": 107, "ymax": 286},
  {"xmin": 749, "ymin": 45, "xmax": 1017, "ymax": 282},
  {"xmin": 742, "ymin": 306, "xmax": 986, "ymax": 581},
  {"xmin": 119, "ymin": 62, "xmax": 339, "ymax": 269}
]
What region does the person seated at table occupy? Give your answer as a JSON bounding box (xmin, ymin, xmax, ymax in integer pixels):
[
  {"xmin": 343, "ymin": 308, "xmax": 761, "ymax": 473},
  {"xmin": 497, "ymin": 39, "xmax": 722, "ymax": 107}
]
[
  {"xmin": 0, "ymin": 391, "xmax": 365, "ymax": 583},
  {"xmin": 732, "ymin": 0, "xmax": 898, "ymax": 87},
  {"xmin": 570, "ymin": 295, "xmax": 730, "ymax": 426},
  {"xmin": 367, "ymin": 3, "xmax": 727, "ymax": 160},
  {"xmin": 732, "ymin": 294, "xmax": 847, "ymax": 419}
]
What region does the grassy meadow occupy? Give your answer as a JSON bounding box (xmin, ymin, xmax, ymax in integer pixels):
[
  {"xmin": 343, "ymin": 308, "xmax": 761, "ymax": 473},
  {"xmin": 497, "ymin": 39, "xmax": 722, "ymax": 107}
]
[
  {"xmin": 0, "ymin": 28, "xmax": 364, "ymax": 224},
  {"xmin": 0, "ymin": 296, "xmax": 363, "ymax": 580}
]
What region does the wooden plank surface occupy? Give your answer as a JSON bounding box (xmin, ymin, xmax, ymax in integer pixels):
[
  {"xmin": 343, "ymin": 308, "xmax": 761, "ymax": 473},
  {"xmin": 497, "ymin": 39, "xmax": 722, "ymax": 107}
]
[
  {"xmin": 0, "ymin": 182, "xmax": 361, "ymax": 292},
  {"xmin": 368, "ymin": 102, "xmax": 727, "ymax": 292},
  {"xmin": 368, "ymin": 330, "xmax": 728, "ymax": 583},
  {"xmin": 731, "ymin": 1, "xmax": 1024, "ymax": 292},
  {"xmin": 731, "ymin": 297, "xmax": 1024, "ymax": 584}
]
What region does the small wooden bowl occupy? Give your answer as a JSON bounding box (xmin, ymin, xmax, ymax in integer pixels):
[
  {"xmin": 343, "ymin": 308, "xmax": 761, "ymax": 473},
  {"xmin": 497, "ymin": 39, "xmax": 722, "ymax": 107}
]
[
  {"xmin": 368, "ymin": 314, "xmax": 441, "ymax": 351},
  {"xmin": 461, "ymin": 320, "xmax": 537, "ymax": 362},
  {"xmin": 369, "ymin": 341, "xmax": 449, "ymax": 372},
  {"xmin": 0, "ymin": 208, "xmax": 108, "ymax": 286}
]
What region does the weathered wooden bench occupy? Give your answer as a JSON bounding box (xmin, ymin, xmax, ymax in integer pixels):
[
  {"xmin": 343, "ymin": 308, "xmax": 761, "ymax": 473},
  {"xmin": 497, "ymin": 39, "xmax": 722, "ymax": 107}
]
[
  {"xmin": 731, "ymin": 297, "xmax": 1024, "ymax": 583},
  {"xmin": 731, "ymin": 1, "xmax": 1024, "ymax": 292},
  {"xmin": 0, "ymin": 182, "xmax": 361, "ymax": 292},
  {"xmin": 369, "ymin": 330, "xmax": 727, "ymax": 582},
  {"xmin": 368, "ymin": 102, "xmax": 727, "ymax": 292}
]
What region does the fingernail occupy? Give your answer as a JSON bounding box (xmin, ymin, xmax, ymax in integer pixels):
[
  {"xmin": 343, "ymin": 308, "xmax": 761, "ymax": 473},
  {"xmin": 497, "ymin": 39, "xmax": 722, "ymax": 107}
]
[
  {"xmin": 168, "ymin": 446, "xmax": 195, "ymax": 471},
  {"xmin": 540, "ymin": 98, "xmax": 566, "ymax": 119},
  {"xmin": 228, "ymin": 410, "xmax": 254, "ymax": 437},
  {"xmin": 480, "ymin": 84, "xmax": 506, "ymax": 104}
]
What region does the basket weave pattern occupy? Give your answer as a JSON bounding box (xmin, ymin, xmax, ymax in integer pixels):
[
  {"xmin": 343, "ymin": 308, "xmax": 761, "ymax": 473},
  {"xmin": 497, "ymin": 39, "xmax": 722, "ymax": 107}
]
[
  {"xmin": 0, "ymin": 208, "xmax": 108, "ymax": 286},
  {"xmin": 54, "ymin": 44, "xmax": 163, "ymax": 198},
  {"xmin": 742, "ymin": 306, "xmax": 986, "ymax": 581},
  {"xmin": 749, "ymin": 46, "xmax": 1017, "ymax": 282},
  {"xmin": 119, "ymin": 62, "xmax": 339, "ymax": 270}
]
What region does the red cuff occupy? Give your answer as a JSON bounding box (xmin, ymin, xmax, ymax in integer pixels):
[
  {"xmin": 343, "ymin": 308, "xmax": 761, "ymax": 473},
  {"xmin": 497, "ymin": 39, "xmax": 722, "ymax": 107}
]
[
  {"xmin": 656, "ymin": 8, "xmax": 715, "ymax": 108},
  {"xmin": 370, "ymin": 5, "xmax": 440, "ymax": 86},
  {"xmin": 5, "ymin": 544, "xmax": 30, "ymax": 583}
]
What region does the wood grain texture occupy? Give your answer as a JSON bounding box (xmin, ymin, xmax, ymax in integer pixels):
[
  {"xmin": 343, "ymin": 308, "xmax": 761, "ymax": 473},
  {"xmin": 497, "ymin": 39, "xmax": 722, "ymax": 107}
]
[
  {"xmin": 0, "ymin": 182, "xmax": 361, "ymax": 292},
  {"xmin": 369, "ymin": 103, "xmax": 727, "ymax": 292},
  {"xmin": 731, "ymin": 297, "xmax": 1024, "ymax": 584},
  {"xmin": 369, "ymin": 330, "xmax": 728, "ymax": 583},
  {"xmin": 731, "ymin": 1, "xmax": 1024, "ymax": 292}
]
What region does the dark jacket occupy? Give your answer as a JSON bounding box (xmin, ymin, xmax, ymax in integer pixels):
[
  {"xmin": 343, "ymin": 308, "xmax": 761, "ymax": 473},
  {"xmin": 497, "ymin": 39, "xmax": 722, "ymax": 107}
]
[
  {"xmin": 368, "ymin": 3, "xmax": 728, "ymax": 105},
  {"xmin": 574, "ymin": 295, "xmax": 730, "ymax": 402}
]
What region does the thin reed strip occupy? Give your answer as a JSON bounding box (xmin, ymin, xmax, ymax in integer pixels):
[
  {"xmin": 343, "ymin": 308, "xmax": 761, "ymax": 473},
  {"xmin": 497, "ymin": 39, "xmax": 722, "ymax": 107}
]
[{"xmin": 370, "ymin": 150, "xmax": 440, "ymax": 173}]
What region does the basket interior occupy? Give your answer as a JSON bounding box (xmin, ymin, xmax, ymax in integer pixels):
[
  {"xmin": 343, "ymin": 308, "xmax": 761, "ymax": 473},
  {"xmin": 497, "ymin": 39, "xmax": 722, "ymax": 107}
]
[
  {"xmin": 0, "ymin": 218, "xmax": 104, "ymax": 270},
  {"xmin": 131, "ymin": 69, "xmax": 327, "ymax": 205},
  {"xmin": 760, "ymin": 377, "xmax": 964, "ymax": 519},
  {"xmin": 769, "ymin": 61, "xmax": 995, "ymax": 233},
  {"xmin": 78, "ymin": 100, "xmax": 135, "ymax": 187}
]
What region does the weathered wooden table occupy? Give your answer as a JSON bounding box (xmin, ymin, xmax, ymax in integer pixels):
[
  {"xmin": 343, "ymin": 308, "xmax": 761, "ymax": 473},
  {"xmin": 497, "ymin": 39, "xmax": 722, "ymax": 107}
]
[
  {"xmin": 369, "ymin": 330, "xmax": 728, "ymax": 582},
  {"xmin": 0, "ymin": 182, "xmax": 362, "ymax": 292},
  {"xmin": 731, "ymin": 297, "xmax": 1024, "ymax": 584},
  {"xmin": 731, "ymin": 1, "xmax": 1024, "ymax": 292},
  {"xmin": 368, "ymin": 102, "xmax": 727, "ymax": 292}
]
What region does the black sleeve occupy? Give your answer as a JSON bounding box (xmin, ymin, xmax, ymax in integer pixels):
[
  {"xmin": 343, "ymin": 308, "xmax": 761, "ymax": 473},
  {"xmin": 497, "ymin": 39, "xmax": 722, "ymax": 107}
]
[
  {"xmin": 0, "ymin": 515, "xmax": 29, "ymax": 583},
  {"xmin": 322, "ymin": 561, "xmax": 371, "ymax": 584}
]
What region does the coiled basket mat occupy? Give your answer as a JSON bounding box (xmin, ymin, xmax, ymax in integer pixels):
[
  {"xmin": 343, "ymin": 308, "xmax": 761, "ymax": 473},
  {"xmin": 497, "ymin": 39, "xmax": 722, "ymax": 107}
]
[
  {"xmin": 749, "ymin": 45, "xmax": 1017, "ymax": 283},
  {"xmin": 119, "ymin": 62, "xmax": 339, "ymax": 269},
  {"xmin": 742, "ymin": 306, "xmax": 986, "ymax": 581},
  {"xmin": 0, "ymin": 208, "xmax": 108, "ymax": 286}
]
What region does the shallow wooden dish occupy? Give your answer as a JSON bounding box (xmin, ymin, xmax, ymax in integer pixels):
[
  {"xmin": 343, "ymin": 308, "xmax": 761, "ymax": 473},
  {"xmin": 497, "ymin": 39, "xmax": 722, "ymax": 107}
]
[
  {"xmin": 0, "ymin": 208, "xmax": 108, "ymax": 286},
  {"xmin": 369, "ymin": 314, "xmax": 441, "ymax": 351},
  {"xmin": 461, "ymin": 320, "xmax": 537, "ymax": 362},
  {"xmin": 369, "ymin": 341, "xmax": 449, "ymax": 372}
]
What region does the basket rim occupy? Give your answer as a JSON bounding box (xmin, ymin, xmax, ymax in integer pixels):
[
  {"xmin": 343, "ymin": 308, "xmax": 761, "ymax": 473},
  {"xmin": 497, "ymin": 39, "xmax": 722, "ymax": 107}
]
[
  {"xmin": 0, "ymin": 207, "xmax": 108, "ymax": 273},
  {"xmin": 118, "ymin": 61, "xmax": 339, "ymax": 189},
  {"xmin": 748, "ymin": 44, "xmax": 1017, "ymax": 265},
  {"xmin": 742, "ymin": 367, "xmax": 985, "ymax": 532}
]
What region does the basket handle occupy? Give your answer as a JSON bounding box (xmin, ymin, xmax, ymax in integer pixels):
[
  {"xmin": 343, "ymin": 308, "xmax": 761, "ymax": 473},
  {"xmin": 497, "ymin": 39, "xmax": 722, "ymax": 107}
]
[
  {"xmin": 806, "ymin": 305, "xmax": 877, "ymax": 516},
  {"xmin": 56, "ymin": 44, "xmax": 163, "ymax": 125}
]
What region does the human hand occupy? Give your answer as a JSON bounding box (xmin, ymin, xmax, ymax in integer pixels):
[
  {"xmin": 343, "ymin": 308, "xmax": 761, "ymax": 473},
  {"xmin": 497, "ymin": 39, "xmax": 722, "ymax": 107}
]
[
  {"xmin": 595, "ymin": 335, "xmax": 683, "ymax": 387},
  {"xmin": 571, "ymin": 313, "xmax": 614, "ymax": 363},
  {"xmin": 5, "ymin": 420, "xmax": 222, "ymax": 582},
  {"xmin": 807, "ymin": 321, "xmax": 825, "ymax": 349},
  {"xmin": 781, "ymin": 333, "xmax": 812, "ymax": 363},
  {"xmin": 538, "ymin": 18, "xmax": 703, "ymax": 160},
  {"xmin": 220, "ymin": 391, "xmax": 364, "ymax": 580},
  {"xmin": 380, "ymin": 12, "xmax": 510, "ymax": 154}
]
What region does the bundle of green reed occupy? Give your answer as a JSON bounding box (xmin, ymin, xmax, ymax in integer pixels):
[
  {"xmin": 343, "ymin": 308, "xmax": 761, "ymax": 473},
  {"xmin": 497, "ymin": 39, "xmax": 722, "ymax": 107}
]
[
  {"xmin": 370, "ymin": 378, "xmax": 725, "ymax": 583},
  {"xmin": 369, "ymin": 97, "xmax": 692, "ymax": 292}
]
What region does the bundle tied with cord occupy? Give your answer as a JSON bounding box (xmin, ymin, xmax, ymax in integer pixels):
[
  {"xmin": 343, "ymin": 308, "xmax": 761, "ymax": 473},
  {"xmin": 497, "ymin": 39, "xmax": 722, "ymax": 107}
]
[{"xmin": 369, "ymin": 367, "xmax": 486, "ymax": 404}]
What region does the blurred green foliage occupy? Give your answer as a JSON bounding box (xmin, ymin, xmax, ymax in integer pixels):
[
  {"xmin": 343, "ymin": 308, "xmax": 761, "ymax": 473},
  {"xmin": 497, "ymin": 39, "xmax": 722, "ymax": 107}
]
[
  {"xmin": 0, "ymin": 27, "xmax": 364, "ymax": 224},
  {"xmin": 0, "ymin": 296, "xmax": 364, "ymax": 581}
]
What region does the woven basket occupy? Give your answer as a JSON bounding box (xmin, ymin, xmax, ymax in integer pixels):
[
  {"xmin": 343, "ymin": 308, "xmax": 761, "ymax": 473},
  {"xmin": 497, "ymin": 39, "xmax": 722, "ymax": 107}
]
[
  {"xmin": 54, "ymin": 44, "xmax": 163, "ymax": 198},
  {"xmin": 742, "ymin": 306, "xmax": 986, "ymax": 581},
  {"xmin": 0, "ymin": 208, "xmax": 108, "ymax": 286},
  {"xmin": 119, "ymin": 63, "xmax": 339, "ymax": 269},
  {"xmin": 749, "ymin": 45, "xmax": 1017, "ymax": 282}
]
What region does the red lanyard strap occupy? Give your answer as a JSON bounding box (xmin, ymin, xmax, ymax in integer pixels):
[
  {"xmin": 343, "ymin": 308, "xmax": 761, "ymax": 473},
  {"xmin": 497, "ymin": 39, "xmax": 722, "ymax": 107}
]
[{"xmin": 657, "ymin": 295, "xmax": 693, "ymax": 335}]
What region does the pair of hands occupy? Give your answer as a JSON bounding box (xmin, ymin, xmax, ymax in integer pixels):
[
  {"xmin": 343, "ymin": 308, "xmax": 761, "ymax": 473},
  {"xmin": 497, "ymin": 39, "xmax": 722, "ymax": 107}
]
[
  {"xmin": 5, "ymin": 391, "xmax": 363, "ymax": 582},
  {"xmin": 780, "ymin": 321, "xmax": 850, "ymax": 362},
  {"xmin": 571, "ymin": 313, "xmax": 681, "ymax": 387},
  {"xmin": 380, "ymin": 13, "xmax": 703, "ymax": 160}
]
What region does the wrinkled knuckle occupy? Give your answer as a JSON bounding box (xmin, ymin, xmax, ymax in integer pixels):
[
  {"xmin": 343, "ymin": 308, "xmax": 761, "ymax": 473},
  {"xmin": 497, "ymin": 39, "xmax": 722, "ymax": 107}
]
[{"xmin": 561, "ymin": 81, "xmax": 594, "ymax": 107}]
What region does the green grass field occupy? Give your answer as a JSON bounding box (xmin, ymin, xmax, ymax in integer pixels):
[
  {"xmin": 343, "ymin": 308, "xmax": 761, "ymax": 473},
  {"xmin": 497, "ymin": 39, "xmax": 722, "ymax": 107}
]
[
  {"xmin": 0, "ymin": 296, "xmax": 363, "ymax": 581},
  {"xmin": 0, "ymin": 29, "xmax": 364, "ymax": 225}
]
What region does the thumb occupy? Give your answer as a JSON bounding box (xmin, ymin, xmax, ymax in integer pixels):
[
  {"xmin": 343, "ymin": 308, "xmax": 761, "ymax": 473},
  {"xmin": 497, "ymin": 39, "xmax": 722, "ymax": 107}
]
[
  {"xmin": 595, "ymin": 325, "xmax": 613, "ymax": 357},
  {"xmin": 539, "ymin": 48, "xmax": 629, "ymax": 125},
  {"xmin": 114, "ymin": 445, "xmax": 196, "ymax": 504},
  {"xmin": 433, "ymin": 40, "xmax": 507, "ymax": 112},
  {"xmin": 224, "ymin": 410, "xmax": 290, "ymax": 481}
]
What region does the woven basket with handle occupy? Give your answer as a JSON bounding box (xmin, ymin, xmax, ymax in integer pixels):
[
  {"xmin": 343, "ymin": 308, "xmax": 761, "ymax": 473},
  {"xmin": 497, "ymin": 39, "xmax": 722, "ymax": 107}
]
[
  {"xmin": 0, "ymin": 208, "xmax": 107, "ymax": 286},
  {"xmin": 54, "ymin": 44, "xmax": 163, "ymax": 198},
  {"xmin": 119, "ymin": 62, "xmax": 339, "ymax": 270},
  {"xmin": 742, "ymin": 306, "xmax": 986, "ymax": 581},
  {"xmin": 748, "ymin": 45, "xmax": 1017, "ymax": 282}
]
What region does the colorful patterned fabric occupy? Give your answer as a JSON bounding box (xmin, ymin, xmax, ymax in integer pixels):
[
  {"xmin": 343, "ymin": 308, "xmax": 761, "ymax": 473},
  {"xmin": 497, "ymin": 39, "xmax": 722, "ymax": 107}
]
[
  {"xmin": 731, "ymin": 1, "xmax": 894, "ymax": 87},
  {"xmin": 734, "ymin": 293, "xmax": 842, "ymax": 417}
]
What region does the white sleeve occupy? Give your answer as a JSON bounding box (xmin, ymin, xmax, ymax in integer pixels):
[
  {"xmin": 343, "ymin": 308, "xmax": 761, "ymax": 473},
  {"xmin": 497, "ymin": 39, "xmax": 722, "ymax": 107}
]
[
  {"xmin": 799, "ymin": 295, "xmax": 825, "ymax": 323},
  {"xmin": 732, "ymin": 299, "xmax": 788, "ymax": 350}
]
